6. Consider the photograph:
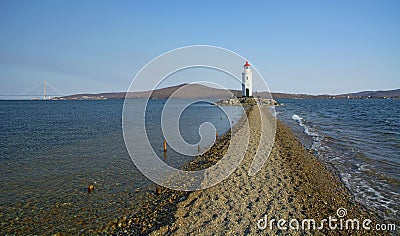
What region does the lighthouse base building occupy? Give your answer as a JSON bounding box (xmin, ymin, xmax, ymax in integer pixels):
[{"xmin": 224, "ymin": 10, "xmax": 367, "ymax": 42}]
[{"xmin": 242, "ymin": 61, "xmax": 253, "ymax": 97}]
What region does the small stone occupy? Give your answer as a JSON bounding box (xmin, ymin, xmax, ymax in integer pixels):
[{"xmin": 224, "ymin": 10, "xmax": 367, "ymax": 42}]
[{"xmin": 155, "ymin": 186, "xmax": 162, "ymax": 195}]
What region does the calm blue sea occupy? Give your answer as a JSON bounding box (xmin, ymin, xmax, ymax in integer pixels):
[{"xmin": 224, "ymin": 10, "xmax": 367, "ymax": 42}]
[
  {"xmin": 276, "ymin": 98, "xmax": 399, "ymax": 223},
  {"xmin": 0, "ymin": 99, "xmax": 242, "ymax": 234}
]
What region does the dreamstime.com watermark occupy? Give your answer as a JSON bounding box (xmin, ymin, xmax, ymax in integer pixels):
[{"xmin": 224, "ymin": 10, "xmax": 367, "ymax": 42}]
[
  {"xmin": 122, "ymin": 45, "xmax": 276, "ymax": 191},
  {"xmin": 257, "ymin": 208, "xmax": 396, "ymax": 232}
]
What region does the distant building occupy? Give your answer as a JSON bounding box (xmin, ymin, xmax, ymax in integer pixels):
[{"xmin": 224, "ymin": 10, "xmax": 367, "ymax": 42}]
[{"xmin": 242, "ymin": 61, "xmax": 253, "ymax": 97}]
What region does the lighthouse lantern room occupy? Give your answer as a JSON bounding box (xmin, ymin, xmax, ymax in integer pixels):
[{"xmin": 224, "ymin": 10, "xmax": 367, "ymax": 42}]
[{"xmin": 242, "ymin": 61, "xmax": 253, "ymax": 97}]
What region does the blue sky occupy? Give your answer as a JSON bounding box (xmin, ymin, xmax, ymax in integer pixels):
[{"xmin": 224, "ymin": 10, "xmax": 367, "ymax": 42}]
[{"xmin": 0, "ymin": 0, "xmax": 399, "ymax": 97}]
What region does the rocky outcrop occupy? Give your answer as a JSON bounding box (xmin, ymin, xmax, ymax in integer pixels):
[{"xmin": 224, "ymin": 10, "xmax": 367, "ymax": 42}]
[{"xmin": 215, "ymin": 97, "xmax": 279, "ymax": 106}]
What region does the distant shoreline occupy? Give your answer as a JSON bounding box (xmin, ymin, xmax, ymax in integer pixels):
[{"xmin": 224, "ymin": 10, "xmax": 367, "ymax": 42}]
[
  {"xmin": 1, "ymin": 96, "xmax": 399, "ymax": 102},
  {"xmin": 35, "ymin": 84, "xmax": 400, "ymax": 100},
  {"xmin": 1, "ymin": 84, "xmax": 399, "ymax": 101}
]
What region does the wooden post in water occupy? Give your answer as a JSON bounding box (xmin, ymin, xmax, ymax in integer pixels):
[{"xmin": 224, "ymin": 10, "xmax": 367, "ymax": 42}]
[
  {"xmin": 87, "ymin": 184, "xmax": 94, "ymax": 193},
  {"xmin": 163, "ymin": 139, "xmax": 167, "ymax": 152},
  {"xmin": 216, "ymin": 131, "xmax": 219, "ymax": 140}
]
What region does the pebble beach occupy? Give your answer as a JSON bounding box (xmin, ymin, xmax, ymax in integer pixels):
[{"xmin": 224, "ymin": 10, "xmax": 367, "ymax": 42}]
[{"xmin": 105, "ymin": 105, "xmax": 383, "ymax": 235}]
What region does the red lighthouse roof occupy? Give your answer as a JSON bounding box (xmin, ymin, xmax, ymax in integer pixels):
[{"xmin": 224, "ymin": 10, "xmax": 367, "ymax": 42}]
[{"xmin": 244, "ymin": 61, "xmax": 251, "ymax": 67}]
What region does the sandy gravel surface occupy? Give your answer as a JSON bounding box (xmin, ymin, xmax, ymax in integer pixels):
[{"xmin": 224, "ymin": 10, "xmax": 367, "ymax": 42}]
[{"xmin": 151, "ymin": 105, "xmax": 380, "ymax": 235}]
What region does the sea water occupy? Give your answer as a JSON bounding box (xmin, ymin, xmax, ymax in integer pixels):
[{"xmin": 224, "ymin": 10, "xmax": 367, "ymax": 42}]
[
  {"xmin": 0, "ymin": 99, "xmax": 243, "ymax": 234},
  {"xmin": 276, "ymin": 98, "xmax": 399, "ymax": 224}
]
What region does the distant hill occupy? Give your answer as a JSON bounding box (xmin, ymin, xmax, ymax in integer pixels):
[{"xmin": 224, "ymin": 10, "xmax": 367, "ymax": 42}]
[
  {"xmin": 270, "ymin": 89, "xmax": 400, "ymax": 99},
  {"xmin": 57, "ymin": 84, "xmax": 242, "ymax": 100},
  {"xmin": 336, "ymin": 89, "xmax": 400, "ymax": 98},
  {"xmin": 132, "ymin": 84, "xmax": 242, "ymax": 99},
  {"xmin": 54, "ymin": 84, "xmax": 400, "ymax": 100}
]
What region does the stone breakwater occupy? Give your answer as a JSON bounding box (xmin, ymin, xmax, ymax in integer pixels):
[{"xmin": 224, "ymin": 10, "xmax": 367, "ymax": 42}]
[
  {"xmin": 105, "ymin": 105, "xmax": 382, "ymax": 235},
  {"xmin": 215, "ymin": 97, "xmax": 279, "ymax": 106}
]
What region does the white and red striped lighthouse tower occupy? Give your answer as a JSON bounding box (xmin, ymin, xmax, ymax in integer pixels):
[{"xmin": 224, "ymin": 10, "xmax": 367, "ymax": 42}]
[{"xmin": 242, "ymin": 61, "xmax": 253, "ymax": 97}]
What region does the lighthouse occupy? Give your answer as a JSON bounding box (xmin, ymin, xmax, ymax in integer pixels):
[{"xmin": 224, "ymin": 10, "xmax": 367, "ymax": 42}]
[{"xmin": 242, "ymin": 61, "xmax": 253, "ymax": 97}]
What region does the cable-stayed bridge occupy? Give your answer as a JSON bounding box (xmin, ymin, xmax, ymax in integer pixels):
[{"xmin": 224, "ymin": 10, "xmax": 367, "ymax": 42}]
[{"xmin": 0, "ymin": 81, "xmax": 65, "ymax": 100}]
